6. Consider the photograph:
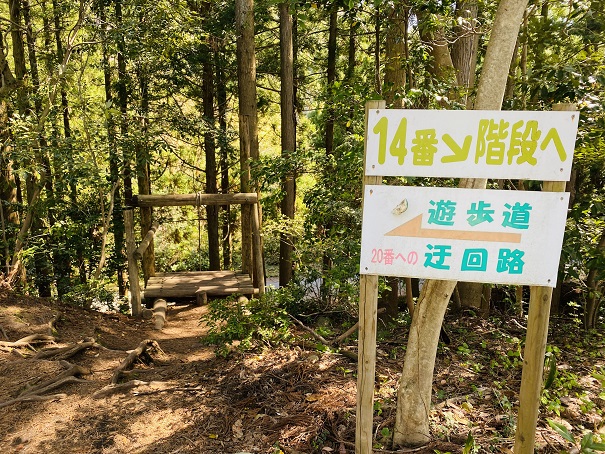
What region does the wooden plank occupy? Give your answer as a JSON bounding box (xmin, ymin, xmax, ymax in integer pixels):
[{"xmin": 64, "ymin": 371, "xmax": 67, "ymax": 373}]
[
  {"xmin": 514, "ymin": 103, "xmax": 575, "ymax": 454},
  {"xmin": 142, "ymin": 270, "xmax": 258, "ymax": 299},
  {"xmin": 356, "ymin": 99, "xmax": 385, "ymax": 454},
  {"xmin": 143, "ymin": 287, "xmax": 258, "ymax": 298},
  {"xmin": 132, "ymin": 193, "xmax": 258, "ymax": 207}
]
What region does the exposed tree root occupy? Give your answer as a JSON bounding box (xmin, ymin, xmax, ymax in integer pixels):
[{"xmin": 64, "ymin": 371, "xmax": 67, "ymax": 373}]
[
  {"xmin": 111, "ymin": 339, "xmax": 164, "ymax": 384},
  {"xmin": 34, "ymin": 337, "xmax": 106, "ymax": 360},
  {"xmin": 0, "ymin": 393, "xmax": 67, "ymax": 409},
  {"xmin": 0, "ymin": 361, "xmax": 90, "ymax": 409},
  {"xmin": 47, "ymin": 312, "xmax": 61, "ymax": 335},
  {"xmin": 93, "ymin": 380, "xmax": 202, "ymax": 399},
  {"xmin": 0, "ymin": 334, "xmax": 55, "ymax": 352},
  {"xmin": 0, "ymin": 324, "xmax": 8, "ymax": 340},
  {"xmin": 20, "ymin": 363, "xmax": 90, "ymax": 397}
]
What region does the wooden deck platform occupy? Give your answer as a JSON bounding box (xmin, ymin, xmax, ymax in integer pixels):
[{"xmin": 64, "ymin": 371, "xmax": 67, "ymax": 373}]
[{"xmin": 143, "ymin": 271, "xmax": 259, "ymax": 300}]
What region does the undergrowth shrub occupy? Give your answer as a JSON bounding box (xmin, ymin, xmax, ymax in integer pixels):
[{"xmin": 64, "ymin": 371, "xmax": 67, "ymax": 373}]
[{"xmin": 201, "ymin": 285, "xmax": 299, "ymax": 356}]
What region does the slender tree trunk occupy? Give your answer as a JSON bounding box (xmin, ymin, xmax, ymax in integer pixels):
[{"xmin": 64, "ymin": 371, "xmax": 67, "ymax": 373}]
[
  {"xmin": 216, "ymin": 43, "xmax": 231, "ymax": 270},
  {"xmin": 235, "ymin": 0, "xmax": 259, "ymax": 278},
  {"xmin": 382, "ymin": 3, "xmax": 408, "ymax": 318},
  {"xmin": 116, "ymin": 0, "xmax": 131, "ymax": 204},
  {"xmin": 417, "ymin": 11, "xmax": 457, "ymax": 87},
  {"xmin": 135, "ymin": 63, "xmax": 154, "ymax": 284},
  {"xmin": 51, "ymin": 0, "xmax": 81, "ymax": 294},
  {"xmin": 202, "ymin": 28, "xmax": 220, "ymax": 271},
  {"xmin": 384, "ymin": 3, "xmax": 406, "ymax": 107},
  {"xmin": 100, "ymin": 1, "xmax": 125, "ymax": 295},
  {"xmin": 0, "ymin": 100, "xmax": 18, "ymax": 276},
  {"xmin": 585, "ymin": 227, "xmax": 605, "ymax": 329},
  {"xmin": 320, "ymin": 6, "xmax": 338, "ymax": 291},
  {"xmin": 278, "ymin": 2, "xmax": 296, "ymax": 287},
  {"xmin": 325, "ymin": 7, "xmax": 337, "ymax": 158},
  {"xmin": 11, "ymin": 0, "xmax": 53, "ymax": 296},
  {"xmin": 393, "ymin": 0, "xmax": 530, "ymax": 446},
  {"xmin": 451, "ymin": 0, "xmax": 480, "ymax": 108},
  {"xmin": 374, "ymin": 6, "xmax": 381, "ymax": 94}
]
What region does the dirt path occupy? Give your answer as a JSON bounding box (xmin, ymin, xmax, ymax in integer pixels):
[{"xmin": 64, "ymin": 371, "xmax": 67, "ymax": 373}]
[
  {"xmin": 1, "ymin": 290, "xmax": 602, "ymax": 453},
  {"xmin": 0, "ymin": 293, "xmax": 359, "ymax": 453}
]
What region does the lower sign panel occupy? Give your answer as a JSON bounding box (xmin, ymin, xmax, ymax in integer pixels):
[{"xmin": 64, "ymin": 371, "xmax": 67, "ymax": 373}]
[{"xmin": 360, "ymin": 185, "xmax": 570, "ymax": 287}]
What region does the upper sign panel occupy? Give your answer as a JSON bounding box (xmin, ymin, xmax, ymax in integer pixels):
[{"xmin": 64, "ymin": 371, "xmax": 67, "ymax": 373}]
[{"xmin": 365, "ymin": 109, "xmax": 578, "ymax": 180}]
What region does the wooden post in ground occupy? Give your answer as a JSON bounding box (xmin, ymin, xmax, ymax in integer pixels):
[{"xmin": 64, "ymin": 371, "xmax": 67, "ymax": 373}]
[
  {"xmin": 153, "ymin": 298, "xmax": 167, "ymax": 330},
  {"xmin": 124, "ymin": 208, "xmax": 142, "ymax": 317},
  {"xmin": 514, "ymin": 103, "xmax": 576, "ymax": 453},
  {"xmin": 251, "ymin": 202, "xmax": 265, "ymax": 296},
  {"xmin": 356, "ymin": 99, "xmax": 385, "ymax": 454}
]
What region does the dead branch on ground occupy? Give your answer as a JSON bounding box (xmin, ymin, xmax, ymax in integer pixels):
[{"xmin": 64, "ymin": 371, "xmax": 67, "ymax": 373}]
[{"xmin": 290, "ymin": 308, "xmax": 386, "ymax": 362}]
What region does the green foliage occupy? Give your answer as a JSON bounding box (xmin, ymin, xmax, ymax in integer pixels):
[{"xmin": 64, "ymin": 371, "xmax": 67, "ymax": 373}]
[
  {"xmin": 61, "ymin": 278, "xmax": 125, "ymax": 312},
  {"xmin": 201, "ymin": 287, "xmax": 296, "ymax": 356},
  {"xmin": 548, "ymin": 420, "xmax": 605, "ymax": 453}
]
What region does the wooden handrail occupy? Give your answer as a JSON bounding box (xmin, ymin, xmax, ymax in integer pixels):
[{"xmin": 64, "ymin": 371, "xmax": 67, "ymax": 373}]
[
  {"xmin": 132, "ymin": 193, "xmax": 258, "ymax": 207},
  {"xmin": 134, "ymin": 222, "xmax": 160, "ymax": 260}
]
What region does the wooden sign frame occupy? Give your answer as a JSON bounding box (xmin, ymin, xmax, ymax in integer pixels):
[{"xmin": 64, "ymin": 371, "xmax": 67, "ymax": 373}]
[{"xmin": 355, "ymin": 102, "xmax": 576, "ymax": 454}]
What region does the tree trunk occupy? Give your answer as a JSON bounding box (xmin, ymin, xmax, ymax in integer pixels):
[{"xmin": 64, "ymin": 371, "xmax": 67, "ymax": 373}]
[
  {"xmin": 236, "ymin": 0, "xmax": 259, "ymax": 277},
  {"xmin": 135, "ymin": 62, "xmax": 154, "ymax": 284},
  {"xmin": 116, "ymin": 0, "xmax": 131, "ymax": 205},
  {"xmin": 382, "ymin": 3, "xmax": 408, "ymax": 318},
  {"xmin": 320, "ymin": 6, "xmax": 338, "ymax": 294},
  {"xmin": 0, "ymin": 100, "xmax": 18, "ymax": 275},
  {"xmin": 216, "ymin": 43, "xmax": 231, "ymax": 270},
  {"xmin": 384, "ymin": 3, "xmax": 407, "ymax": 107},
  {"xmin": 100, "ymin": 1, "xmax": 125, "ymax": 295},
  {"xmin": 417, "ymin": 11, "xmax": 457, "ymax": 87},
  {"xmin": 50, "ymin": 0, "xmax": 79, "ymax": 295},
  {"xmin": 584, "ymin": 227, "xmax": 605, "ymax": 329},
  {"xmin": 393, "ymin": 0, "xmax": 530, "ymax": 446},
  {"xmin": 202, "ymin": 30, "xmax": 220, "ymax": 271},
  {"xmin": 374, "ymin": 7, "xmax": 381, "ymax": 94},
  {"xmin": 279, "ymin": 2, "xmax": 296, "ymax": 287},
  {"xmin": 451, "ymin": 0, "xmax": 480, "ymax": 108},
  {"xmin": 11, "ymin": 0, "xmax": 53, "ymax": 296}
]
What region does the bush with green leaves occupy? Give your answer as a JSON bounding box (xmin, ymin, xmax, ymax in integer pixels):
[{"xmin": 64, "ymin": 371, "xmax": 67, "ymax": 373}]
[{"xmin": 201, "ymin": 286, "xmax": 297, "ymax": 356}]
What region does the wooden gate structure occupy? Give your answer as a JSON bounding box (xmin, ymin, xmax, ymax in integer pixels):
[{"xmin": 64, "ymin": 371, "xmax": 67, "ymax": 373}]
[{"xmin": 124, "ymin": 193, "xmax": 265, "ymax": 317}]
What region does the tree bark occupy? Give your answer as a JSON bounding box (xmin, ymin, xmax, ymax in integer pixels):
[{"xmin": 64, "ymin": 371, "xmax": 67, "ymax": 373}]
[
  {"xmin": 201, "ymin": 11, "xmax": 220, "ymax": 271},
  {"xmin": 451, "ymin": 0, "xmax": 480, "ymax": 108},
  {"xmin": 236, "ymin": 0, "xmax": 259, "ymax": 277},
  {"xmin": 279, "ymin": 2, "xmax": 296, "ymax": 287},
  {"xmin": 384, "ymin": 3, "xmax": 407, "ymax": 107},
  {"xmin": 393, "ymin": 0, "xmax": 530, "ymax": 446},
  {"xmin": 584, "ymin": 226, "xmax": 605, "ymax": 329},
  {"xmin": 102, "ymin": 0, "xmax": 125, "ymax": 295},
  {"xmin": 216, "ymin": 42, "xmax": 232, "ymax": 270},
  {"xmin": 135, "ymin": 61, "xmax": 154, "ymax": 284}
]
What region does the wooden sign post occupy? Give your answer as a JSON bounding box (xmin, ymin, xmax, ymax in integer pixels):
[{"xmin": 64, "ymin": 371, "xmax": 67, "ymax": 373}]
[
  {"xmin": 356, "ymin": 102, "xmax": 578, "ymax": 453},
  {"xmin": 514, "ymin": 103, "xmax": 576, "ymax": 454}
]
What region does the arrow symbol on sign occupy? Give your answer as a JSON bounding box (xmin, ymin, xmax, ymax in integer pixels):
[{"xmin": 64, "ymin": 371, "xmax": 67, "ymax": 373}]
[{"xmin": 385, "ymin": 214, "xmax": 522, "ymax": 243}]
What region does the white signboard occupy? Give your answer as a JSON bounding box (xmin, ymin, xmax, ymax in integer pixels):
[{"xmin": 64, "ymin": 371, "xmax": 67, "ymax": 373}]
[
  {"xmin": 360, "ymin": 185, "xmax": 570, "ymax": 287},
  {"xmin": 366, "ymin": 109, "xmax": 578, "ymax": 180}
]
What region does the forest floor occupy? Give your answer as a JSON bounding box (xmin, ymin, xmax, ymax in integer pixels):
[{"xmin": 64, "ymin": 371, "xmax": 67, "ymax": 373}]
[{"xmin": 0, "ymin": 288, "xmax": 604, "ymax": 453}]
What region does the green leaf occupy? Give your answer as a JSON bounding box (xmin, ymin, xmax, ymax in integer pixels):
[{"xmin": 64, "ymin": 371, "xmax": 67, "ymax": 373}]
[
  {"xmin": 547, "ymin": 419, "xmax": 576, "ymax": 443},
  {"xmin": 544, "ymin": 353, "xmax": 557, "ymax": 389}
]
